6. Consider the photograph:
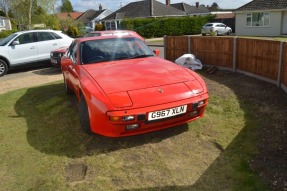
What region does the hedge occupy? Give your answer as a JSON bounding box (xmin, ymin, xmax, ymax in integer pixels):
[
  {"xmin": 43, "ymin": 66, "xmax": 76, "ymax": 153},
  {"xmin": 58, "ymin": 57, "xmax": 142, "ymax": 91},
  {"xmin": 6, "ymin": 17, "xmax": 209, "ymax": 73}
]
[
  {"xmin": 120, "ymin": 15, "xmax": 215, "ymax": 38},
  {"xmin": 0, "ymin": 29, "xmax": 18, "ymax": 39}
]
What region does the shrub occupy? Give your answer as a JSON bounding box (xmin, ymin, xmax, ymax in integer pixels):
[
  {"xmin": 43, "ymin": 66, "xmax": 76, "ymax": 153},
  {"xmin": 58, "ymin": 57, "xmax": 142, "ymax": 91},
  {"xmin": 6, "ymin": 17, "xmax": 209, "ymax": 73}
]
[
  {"xmin": 66, "ymin": 26, "xmax": 79, "ymax": 37},
  {"xmin": 95, "ymin": 24, "xmax": 105, "ymax": 31},
  {"xmin": 0, "ymin": 29, "xmax": 18, "ymax": 38}
]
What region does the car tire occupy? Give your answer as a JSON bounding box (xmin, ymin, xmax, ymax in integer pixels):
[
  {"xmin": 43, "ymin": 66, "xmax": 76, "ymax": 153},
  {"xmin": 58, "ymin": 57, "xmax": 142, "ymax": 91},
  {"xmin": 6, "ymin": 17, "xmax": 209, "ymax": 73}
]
[
  {"xmin": 0, "ymin": 59, "xmax": 8, "ymax": 77},
  {"xmin": 227, "ymin": 30, "xmax": 231, "ymax": 35},
  {"xmin": 63, "ymin": 76, "xmax": 73, "ymax": 95},
  {"xmin": 79, "ymin": 95, "xmax": 92, "ymax": 134},
  {"xmin": 202, "ymin": 33, "xmax": 206, "ymax": 36}
]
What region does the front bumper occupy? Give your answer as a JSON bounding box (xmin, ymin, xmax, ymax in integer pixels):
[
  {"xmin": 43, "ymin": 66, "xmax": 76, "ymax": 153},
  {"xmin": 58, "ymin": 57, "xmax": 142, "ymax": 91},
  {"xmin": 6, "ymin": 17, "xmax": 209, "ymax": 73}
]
[{"xmin": 89, "ymin": 92, "xmax": 209, "ymax": 137}]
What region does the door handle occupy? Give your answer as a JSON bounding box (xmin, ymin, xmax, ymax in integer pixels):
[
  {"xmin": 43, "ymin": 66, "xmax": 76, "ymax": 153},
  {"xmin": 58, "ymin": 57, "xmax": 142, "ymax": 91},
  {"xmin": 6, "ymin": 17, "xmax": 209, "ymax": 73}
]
[
  {"xmin": 53, "ymin": 43, "xmax": 57, "ymax": 46},
  {"xmin": 30, "ymin": 46, "xmax": 35, "ymax": 49}
]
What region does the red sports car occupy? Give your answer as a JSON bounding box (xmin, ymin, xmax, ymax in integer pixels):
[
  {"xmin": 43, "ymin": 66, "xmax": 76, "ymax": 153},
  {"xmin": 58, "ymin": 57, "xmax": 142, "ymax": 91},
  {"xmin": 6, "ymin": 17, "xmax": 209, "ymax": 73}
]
[{"xmin": 61, "ymin": 36, "xmax": 208, "ymax": 137}]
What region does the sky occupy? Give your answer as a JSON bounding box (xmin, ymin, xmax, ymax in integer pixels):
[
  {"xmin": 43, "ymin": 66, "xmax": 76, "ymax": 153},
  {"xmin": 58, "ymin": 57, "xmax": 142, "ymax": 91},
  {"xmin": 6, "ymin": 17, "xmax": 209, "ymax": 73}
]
[{"xmin": 70, "ymin": 0, "xmax": 253, "ymax": 12}]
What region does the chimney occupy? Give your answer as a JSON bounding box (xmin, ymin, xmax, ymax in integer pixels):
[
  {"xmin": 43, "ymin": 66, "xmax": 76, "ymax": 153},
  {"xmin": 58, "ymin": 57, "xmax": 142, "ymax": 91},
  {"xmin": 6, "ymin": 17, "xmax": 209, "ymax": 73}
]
[
  {"xmin": 99, "ymin": 4, "xmax": 102, "ymax": 11},
  {"xmin": 196, "ymin": 2, "xmax": 199, "ymax": 8},
  {"xmin": 166, "ymin": 0, "xmax": 170, "ymax": 6}
]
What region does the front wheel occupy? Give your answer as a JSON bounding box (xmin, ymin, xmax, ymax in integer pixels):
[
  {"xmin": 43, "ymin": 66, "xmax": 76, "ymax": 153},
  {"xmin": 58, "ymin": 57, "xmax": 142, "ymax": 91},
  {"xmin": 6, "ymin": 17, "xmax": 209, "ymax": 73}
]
[
  {"xmin": 227, "ymin": 30, "xmax": 231, "ymax": 35},
  {"xmin": 0, "ymin": 59, "xmax": 8, "ymax": 77},
  {"xmin": 63, "ymin": 76, "xmax": 73, "ymax": 95},
  {"xmin": 79, "ymin": 95, "xmax": 92, "ymax": 134}
]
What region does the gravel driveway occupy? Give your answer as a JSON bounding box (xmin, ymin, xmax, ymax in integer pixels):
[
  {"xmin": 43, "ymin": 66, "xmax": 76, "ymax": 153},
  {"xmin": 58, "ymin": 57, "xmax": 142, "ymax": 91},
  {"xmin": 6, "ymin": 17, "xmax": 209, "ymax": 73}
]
[{"xmin": 0, "ymin": 67, "xmax": 63, "ymax": 94}]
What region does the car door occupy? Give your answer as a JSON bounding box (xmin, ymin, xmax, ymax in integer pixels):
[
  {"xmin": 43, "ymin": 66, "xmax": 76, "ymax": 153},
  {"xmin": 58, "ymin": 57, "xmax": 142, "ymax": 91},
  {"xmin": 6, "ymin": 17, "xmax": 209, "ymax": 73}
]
[
  {"xmin": 8, "ymin": 32, "xmax": 38, "ymax": 65},
  {"xmin": 65, "ymin": 42, "xmax": 80, "ymax": 93},
  {"xmin": 36, "ymin": 31, "xmax": 62, "ymax": 61}
]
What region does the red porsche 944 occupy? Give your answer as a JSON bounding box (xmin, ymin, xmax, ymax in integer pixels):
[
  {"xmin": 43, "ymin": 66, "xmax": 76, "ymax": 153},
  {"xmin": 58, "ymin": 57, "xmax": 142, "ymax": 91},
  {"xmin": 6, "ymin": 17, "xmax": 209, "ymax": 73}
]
[{"xmin": 61, "ymin": 36, "xmax": 208, "ymax": 137}]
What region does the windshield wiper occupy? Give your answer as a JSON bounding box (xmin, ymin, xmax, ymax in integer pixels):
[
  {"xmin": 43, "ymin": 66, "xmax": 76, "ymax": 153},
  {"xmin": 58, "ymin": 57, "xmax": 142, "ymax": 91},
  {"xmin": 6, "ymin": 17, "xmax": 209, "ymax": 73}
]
[{"xmin": 129, "ymin": 54, "xmax": 154, "ymax": 59}]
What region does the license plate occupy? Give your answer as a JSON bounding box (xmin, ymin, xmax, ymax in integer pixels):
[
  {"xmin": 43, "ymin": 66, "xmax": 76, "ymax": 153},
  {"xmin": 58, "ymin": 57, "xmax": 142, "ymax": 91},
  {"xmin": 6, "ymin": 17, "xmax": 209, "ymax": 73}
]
[{"xmin": 148, "ymin": 105, "xmax": 187, "ymax": 121}]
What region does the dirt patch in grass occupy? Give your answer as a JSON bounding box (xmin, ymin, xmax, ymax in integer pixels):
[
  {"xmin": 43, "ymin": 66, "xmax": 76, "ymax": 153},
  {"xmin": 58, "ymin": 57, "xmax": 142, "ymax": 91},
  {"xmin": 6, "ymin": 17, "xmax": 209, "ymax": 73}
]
[{"xmin": 65, "ymin": 163, "xmax": 88, "ymax": 182}]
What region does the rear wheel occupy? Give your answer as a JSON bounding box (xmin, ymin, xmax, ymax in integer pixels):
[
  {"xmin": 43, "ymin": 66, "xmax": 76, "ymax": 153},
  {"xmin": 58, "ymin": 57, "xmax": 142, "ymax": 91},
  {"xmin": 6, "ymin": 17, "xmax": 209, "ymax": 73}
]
[
  {"xmin": 0, "ymin": 59, "xmax": 8, "ymax": 77},
  {"xmin": 79, "ymin": 95, "xmax": 92, "ymax": 134},
  {"xmin": 202, "ymin": 33, "xmax": 206, "ymax": 36}
]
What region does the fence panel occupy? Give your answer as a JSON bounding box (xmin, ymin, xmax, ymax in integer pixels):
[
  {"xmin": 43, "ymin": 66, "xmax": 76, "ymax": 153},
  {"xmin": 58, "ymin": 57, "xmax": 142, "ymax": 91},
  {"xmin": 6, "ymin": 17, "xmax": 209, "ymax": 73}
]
[
  {"xmin": 165, "ymin": 36, "xmax": 189, "ymax": 61},
  {"xmin": 190, "ymin": 36, "xmax": 234, "ymax": 68},
  {"xmin": 237, "ymin": 38, "xmax": 280, "ymax": 81},
  {"xmin": 282, "ymin": 42, "xmax": 287, "ymax": 87}
]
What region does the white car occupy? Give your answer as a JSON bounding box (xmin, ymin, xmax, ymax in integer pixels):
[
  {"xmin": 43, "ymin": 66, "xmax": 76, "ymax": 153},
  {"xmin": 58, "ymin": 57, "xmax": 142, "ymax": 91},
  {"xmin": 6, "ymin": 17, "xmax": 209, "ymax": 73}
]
[
  {"xmin": 201, "ymin": 23, "xmax": 232, "ymax": 36},
  {"xmin": 0, "ymin": 30, "xmax": 73, "ymax": 76}
]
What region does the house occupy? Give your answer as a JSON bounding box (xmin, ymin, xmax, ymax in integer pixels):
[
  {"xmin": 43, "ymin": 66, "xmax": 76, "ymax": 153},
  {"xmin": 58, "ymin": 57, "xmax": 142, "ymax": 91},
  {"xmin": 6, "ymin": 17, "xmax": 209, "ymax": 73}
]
[
  {"xmin": 57, "ymin": 5, "xmax": 112, "ymax": 30},
  {"xmin": 234, "ymin": 0, "xmax": 287, "ymax": 36},
  {"xmin": 0, "ymin": 16, "xmax": 12, "ymax": 31},
  {"xmin": 102, "ymin": 0, "xmax": 187, "ymax": 30},
  {"xmin": 170, "ymin": 2, "xmax": 210, "ymax": 16},
  {"xmin": 76, "ymin": 5, "xmax": 112, "ymax": 30},
  {"xmin": 57, "ymin": 12, "xmax": 84, "ymax": 21}
]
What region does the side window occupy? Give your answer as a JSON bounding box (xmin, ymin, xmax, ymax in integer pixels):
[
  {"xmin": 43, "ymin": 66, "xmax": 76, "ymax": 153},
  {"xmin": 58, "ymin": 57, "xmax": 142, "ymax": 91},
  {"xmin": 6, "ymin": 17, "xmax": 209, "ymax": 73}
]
[
  {"xmin": 67, "ymin": 42, "xmax": 75, "ymax": 58},
  {"xmin": 17, "ymin": 33, "xmax": 35, "ymax": 44},
  {"xmin": 50, "ymin": 32, "xmax": 62, "ymax": 39},
  {"xmin": 37, "ymin": 32, "xmax": 55, "ymax": 41},
  {"xmin": 71, "ymin": 43, "xmax": 78, "ymax": 63}
]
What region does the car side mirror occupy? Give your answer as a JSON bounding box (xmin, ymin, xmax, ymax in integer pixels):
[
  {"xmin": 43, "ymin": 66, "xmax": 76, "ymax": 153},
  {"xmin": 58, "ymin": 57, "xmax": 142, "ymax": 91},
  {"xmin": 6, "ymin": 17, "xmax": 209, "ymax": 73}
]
[
  {"xmin": 61, "ymin": 58, "xmax": 73, "ymax": 67},
  {"xmin": 12, "ymin": 41, "xmax": 20, "ymax": 46},
  {"xmin": 153, "ymin": 50, "xmax": 160, "ymax": 57}
]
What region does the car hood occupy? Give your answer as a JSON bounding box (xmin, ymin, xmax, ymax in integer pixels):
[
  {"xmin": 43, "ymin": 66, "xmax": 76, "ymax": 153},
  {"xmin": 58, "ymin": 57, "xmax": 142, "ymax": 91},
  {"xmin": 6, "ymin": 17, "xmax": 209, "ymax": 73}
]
[
  {"xmin": 82, "ymin": 57, "xmax": 204, "ymax": 108},
  {"xmin": 82, "ymin": 57, "xmax": 196, "ymax": 94}
]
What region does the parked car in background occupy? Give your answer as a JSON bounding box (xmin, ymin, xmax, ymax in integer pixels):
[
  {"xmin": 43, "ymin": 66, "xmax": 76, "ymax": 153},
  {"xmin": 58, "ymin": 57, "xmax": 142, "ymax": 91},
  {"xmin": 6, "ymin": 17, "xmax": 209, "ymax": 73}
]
[
  {"xmin": 50, "ymin": 46, "xmax": 69, "ymax": 66},
  {"xmin": 0, "ymin": 30, "xmax": 73, "ymax": 76},
  {"xmin": 61, "ymin": 35, "xmax": 209, "ymax": 137},
  {"xmin": 84, "ymin": 30, "xmax": 145, "ymax": 42},
  {"xmin": 50, "ymin": 30, "xmax": 145, "ymax": 67},
  {"xmin": 201, "ymin": 22, "xmax": 232, "ymax": 36}
]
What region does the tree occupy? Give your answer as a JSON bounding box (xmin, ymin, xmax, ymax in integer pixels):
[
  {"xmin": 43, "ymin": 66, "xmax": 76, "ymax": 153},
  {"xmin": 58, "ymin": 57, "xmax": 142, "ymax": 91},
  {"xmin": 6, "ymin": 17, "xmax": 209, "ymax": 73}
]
[
  {"xmin": 209, "ymin": 2, "xmax": 220, "ymax": 11},
  {"xmin": 0, "ymin": 0, "xmax": 9, "ymax": 14},
  {"xmin": 60, "ymin": 0, "xmax": 73, "ymax": 13},
  {"xmin": 0, "ymin": 10, "xmax": 5, "ymax": 16},
  {"xmin": 8, "ymin": 0, "xmax": 58, "ymax": 29}
]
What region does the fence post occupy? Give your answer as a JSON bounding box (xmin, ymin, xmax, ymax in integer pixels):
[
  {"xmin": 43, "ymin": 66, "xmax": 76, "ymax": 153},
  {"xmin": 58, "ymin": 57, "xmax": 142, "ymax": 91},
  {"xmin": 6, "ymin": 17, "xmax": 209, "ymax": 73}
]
[
  {"xmin": 232, "ymin": 37, "xmax": 237, "ymax": 72},
  {"xmin": 277, "ymin": 41, "xmax": 284, "ymax": 87},
  {"xmin": 188, "ymin": 35, "xmax": 191, "ymax": 54},
  {"xmin": 164, "ymin": 35, "xmax": 167, "ymax": 60}
]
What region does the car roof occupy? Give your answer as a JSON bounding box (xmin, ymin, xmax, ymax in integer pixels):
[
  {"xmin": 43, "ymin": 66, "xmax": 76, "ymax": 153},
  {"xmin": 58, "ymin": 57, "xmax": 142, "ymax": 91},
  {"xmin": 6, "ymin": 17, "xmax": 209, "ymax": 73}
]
[{"xmin": 14, "ymin": 29, "xmax": 63, "ymax": 35}]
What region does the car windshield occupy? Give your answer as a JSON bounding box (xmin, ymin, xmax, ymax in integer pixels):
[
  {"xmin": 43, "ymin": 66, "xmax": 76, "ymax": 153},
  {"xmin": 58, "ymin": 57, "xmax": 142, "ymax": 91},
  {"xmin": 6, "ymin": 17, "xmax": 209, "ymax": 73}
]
[
  {"xmin": 80, "ymin": 37, "xmax": 154, "ymax": 64},
  {"xmin": 0, "ymin": 33, "xmax": 18, "ymax": 46}
]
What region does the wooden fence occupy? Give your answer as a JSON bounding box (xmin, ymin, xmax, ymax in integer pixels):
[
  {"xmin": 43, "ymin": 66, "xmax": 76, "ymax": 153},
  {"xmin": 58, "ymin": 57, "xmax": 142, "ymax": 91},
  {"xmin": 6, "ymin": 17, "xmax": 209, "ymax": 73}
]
[{"xmin": 164, "ymin": 36, "xmax": 287, "ymax": 93}]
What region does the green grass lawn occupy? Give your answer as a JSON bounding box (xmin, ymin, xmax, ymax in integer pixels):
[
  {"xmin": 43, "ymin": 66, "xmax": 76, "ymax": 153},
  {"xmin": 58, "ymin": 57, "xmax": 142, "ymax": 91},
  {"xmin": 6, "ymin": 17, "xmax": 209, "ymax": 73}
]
[{"xmin": 0, "ymin": 73, "xmax": 269, "ymax": 191}]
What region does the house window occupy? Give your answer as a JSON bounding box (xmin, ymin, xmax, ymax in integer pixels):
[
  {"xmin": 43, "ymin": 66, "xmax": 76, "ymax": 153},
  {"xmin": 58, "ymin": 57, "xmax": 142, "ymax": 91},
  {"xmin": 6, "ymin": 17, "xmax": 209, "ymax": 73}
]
[
  {"xmin": 0, "ymin": 19, "xmax": 5, "ymax": 27},
  {"xmin": 246, "ymin": 13, "xmax": 270, "ymax": 27},
  {"xmin": 111, "ymin": 21, "xmax": 116, "ymax": 30}
]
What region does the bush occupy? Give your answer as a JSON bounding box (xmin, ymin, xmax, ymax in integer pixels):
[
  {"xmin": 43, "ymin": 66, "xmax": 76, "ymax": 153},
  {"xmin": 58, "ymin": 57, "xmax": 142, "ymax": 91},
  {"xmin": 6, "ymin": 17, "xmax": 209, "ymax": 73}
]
[
  {"xmin": 95, "ymin": 23, "xmax": 105, "ymax": 31},
  {"xmin": 0, "ymin": 29, "xmax": 18, "ymax": 38},
  {"xmin": 66, "ymin": 26, "xmax": 79, "ymax": 37},
  {"xmin": 120, "ymin": 15, "xmax": 215, "ymax": 38}
]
